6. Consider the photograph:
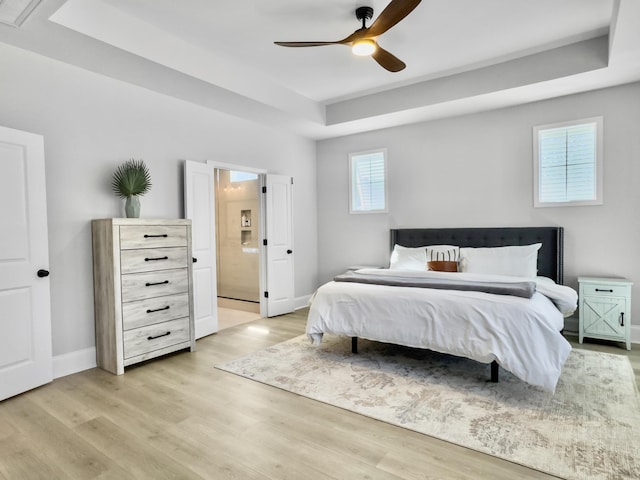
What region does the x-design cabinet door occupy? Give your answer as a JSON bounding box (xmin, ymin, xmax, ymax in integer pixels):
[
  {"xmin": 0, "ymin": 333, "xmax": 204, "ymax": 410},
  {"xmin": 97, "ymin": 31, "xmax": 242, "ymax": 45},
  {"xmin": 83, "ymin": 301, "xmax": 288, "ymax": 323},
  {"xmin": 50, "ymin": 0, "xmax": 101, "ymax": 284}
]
[{"xmin": 581, "ymin": 296, "xmax": 626, "ymax": 338}]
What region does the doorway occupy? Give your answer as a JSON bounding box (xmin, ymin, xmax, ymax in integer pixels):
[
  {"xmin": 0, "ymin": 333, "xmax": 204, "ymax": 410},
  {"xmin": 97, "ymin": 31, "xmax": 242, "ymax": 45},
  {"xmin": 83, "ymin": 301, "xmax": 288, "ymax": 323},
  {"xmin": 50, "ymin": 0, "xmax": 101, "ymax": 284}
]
[
  {"xmin": 214, "ymin": 168, "xmax": 262, "ymax": 330},
  {"xmin": 184, "ymin": 159, "xmax": 295, "ymax": 337}
]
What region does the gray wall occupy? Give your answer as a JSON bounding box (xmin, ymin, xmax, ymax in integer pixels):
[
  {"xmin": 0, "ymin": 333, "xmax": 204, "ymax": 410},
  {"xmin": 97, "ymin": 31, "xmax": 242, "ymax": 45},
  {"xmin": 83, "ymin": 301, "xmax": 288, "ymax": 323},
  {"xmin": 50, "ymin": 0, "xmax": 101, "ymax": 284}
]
[
  {"xmin": 2, "ymin": 35, "xmax": 639, "ymax": 368},
  {"xmin": 317, "ymin": 82, "xmax": 640, "ymax": 332},
  {"xmin": 0, "ymin": 43, "xmax": 318, "ymax": 363}
]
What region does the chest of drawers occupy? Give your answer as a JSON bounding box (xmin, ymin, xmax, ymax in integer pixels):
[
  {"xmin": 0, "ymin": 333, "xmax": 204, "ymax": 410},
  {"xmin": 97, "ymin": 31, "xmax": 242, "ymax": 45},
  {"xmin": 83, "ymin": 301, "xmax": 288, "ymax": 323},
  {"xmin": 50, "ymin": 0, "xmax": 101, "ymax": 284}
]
[{"xmin": 92, "ymin": 218, "xmax": 196, "ymax": 374}]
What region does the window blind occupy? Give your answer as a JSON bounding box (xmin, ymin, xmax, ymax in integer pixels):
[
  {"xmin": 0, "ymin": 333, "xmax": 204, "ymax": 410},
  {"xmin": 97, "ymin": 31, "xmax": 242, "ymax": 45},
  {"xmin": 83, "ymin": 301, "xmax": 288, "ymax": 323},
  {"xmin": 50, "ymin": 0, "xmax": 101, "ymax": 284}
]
[
  {"xmin": 350, "ymin": 150, "xmax": 386, "ymax": 213},
  {"xmin": 538, "ymin": 122, "xmax": 597, "ymax": 203}
]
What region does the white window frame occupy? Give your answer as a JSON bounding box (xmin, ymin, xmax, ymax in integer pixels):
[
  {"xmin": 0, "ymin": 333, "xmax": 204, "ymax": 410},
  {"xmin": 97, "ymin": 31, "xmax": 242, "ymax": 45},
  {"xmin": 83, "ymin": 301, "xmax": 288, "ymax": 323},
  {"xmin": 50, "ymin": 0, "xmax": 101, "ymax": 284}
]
[
  {"xmin": 533, "ymin": 116, "xmax": 603, "ymax": 208},
  {"xmin": 349, "ymin": 148, "xmax": 388, "ymax": 214}
]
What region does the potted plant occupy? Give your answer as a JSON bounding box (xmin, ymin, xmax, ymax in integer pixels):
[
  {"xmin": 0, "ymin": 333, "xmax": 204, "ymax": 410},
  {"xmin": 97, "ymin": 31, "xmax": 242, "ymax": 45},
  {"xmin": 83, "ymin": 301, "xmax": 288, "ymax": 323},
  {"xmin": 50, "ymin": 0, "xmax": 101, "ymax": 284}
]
[{"xmin": 112, "ymin": 158, "xmax": 152, "ymax": 218}]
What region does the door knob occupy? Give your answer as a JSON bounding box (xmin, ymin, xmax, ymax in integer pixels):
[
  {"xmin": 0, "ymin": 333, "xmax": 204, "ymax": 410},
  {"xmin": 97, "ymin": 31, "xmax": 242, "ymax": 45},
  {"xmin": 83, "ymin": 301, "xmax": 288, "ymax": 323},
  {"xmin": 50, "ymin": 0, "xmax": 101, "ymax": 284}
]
[
  {"xmin": 286, "ymin": 249, "xmax": 293, "ymax": 254},
  {"xmin": 192, "ymin": 257, "xmax": 198, "ymax": 263},
  {"xmin": 37, "ymin": 269, "xmax": 50, "ymax": 278}
]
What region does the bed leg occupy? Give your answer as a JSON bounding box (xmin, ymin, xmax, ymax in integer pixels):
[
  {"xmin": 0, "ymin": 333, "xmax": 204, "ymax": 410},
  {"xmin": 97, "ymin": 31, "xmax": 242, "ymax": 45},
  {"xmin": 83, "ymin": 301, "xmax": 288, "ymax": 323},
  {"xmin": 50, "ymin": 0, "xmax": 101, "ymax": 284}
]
[
  {"xmin": 352, "ymin": 337, "xmax": 358, "ymax": 354},
  {"xmin": 490, "ymin": 360, "xmax": 499, "ymax": 383}
]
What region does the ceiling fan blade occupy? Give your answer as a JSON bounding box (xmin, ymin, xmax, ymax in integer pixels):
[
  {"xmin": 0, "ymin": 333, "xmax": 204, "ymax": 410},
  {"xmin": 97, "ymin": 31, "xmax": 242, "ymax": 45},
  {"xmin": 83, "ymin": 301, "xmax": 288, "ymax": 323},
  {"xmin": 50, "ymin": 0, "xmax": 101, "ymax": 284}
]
[
  {"xmin": 367, "ymin": 0, "xmax": 422, "ymax": 37},
  {"xmin": 275, "ymin": 29, "xmax": 368, "ymax": 48},
  {"xmin": 338, "ymin": 29, "xmax": 369, "ymax": 45},
  {"xmin": 275, "ymin": 41, "xmax": 343, "ymax": 47},
  {"xmin": 372, "ymin": 45, "xmax": 406, "ymax": 72}
]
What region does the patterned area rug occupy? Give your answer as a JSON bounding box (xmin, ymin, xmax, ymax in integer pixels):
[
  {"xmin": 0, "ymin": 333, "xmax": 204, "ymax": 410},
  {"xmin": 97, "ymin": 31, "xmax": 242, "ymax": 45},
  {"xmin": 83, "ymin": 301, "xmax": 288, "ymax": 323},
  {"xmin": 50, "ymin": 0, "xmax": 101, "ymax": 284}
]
[{"xmin": 216, "ymin": 335, "xmax": 640, "ymax": 480}]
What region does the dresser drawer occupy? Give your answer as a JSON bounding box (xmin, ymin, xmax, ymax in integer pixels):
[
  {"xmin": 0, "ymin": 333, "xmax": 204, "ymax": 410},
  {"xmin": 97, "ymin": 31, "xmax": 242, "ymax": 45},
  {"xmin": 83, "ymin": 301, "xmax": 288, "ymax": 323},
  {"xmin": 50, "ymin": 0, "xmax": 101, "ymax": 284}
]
[
  {"xmin": 121, "ymin": 269, "xmax": 189, "ymax": 303},
  {"xmin": 123, "ymin": 317, "xmax": 190, "ymax": 359},
  {"xmin": 120, "ymin": 225, "xmax": 187, "ymax": 249},
  {"xmin": 581, "ymin": 283, "xmax": 629, "ymax": 298},
  {"xmin": 122, "ymin": 293, "xmax": 190, "ymax": 330},
  {"xmin": 120, "ymin": 247, "xmax": 188, "ymax": 274}
]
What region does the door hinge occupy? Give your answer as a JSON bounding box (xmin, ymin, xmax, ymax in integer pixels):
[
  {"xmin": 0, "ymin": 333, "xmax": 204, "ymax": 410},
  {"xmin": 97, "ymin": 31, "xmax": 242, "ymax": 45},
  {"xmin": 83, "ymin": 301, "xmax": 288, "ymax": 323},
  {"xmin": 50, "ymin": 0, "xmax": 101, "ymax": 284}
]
[
  {"xmin": 262, "ymin": 186, "xmax": 267, "ymax": 193},
  {"xmin": 291, "ymin": 177, "xmax": 294, "ymax": 184},
  {"xmin": 264, "ymin": 291, "xmax": 269, "ymax": 298},
  {"xmin": 263, "ymin": 239, "xmax": 267, "ymax": 246}
]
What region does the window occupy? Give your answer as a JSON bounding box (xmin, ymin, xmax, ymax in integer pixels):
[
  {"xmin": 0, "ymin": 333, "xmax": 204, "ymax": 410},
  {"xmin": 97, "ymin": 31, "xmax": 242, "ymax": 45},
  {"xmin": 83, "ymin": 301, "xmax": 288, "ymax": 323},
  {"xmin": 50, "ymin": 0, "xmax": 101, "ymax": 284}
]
[
  {"xmin": 349, "ymin": 149, "xmax": 388, "ymax": 214},
  {"xmin": 230, "ymin": 170, "xmax": 258, "ymax": 182},
  {"xmin": 533, "ymin": 117, "xmax": 603, "ymax": 207}
]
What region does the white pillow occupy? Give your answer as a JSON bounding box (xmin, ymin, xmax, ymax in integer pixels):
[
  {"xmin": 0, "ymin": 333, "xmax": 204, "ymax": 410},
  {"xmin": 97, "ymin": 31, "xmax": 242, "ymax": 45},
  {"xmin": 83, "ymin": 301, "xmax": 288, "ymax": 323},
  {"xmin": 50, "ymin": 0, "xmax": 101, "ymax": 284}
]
[
  {"xmin": 459, "ymin": 243, "xmax": 542, "ymax": 278},
  {"xmin": 389, "ymin": 244, "xmax": 427, "ymax": 270}
]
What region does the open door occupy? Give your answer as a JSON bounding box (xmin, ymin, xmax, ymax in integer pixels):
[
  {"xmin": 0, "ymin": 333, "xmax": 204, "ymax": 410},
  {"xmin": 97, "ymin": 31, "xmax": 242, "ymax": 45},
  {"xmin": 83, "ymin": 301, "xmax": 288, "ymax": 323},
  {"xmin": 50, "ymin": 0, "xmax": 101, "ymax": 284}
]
[
  {"xmin": 0, "ymin": 125, "xmax": 52, "ymax": 400},
  {"xmin": 184, "ymin": 160, "xmax": 218, "ymax": 338},
  {"xmin": 264, "ymin": 174, "xmax": 295, "ymax": 317},
  {"xmin": 184, "ymin": 162, "xmax": 295, "ymax": 326}
]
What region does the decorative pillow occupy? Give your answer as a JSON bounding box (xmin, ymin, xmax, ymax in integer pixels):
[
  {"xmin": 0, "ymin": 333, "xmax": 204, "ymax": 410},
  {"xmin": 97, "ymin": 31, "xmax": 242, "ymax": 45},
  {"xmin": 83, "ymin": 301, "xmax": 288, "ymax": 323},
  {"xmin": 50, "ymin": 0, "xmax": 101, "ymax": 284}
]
[
  {"xmin": 425, "ymin": 245, "xmax": 460, "ymax": 262},
  {"xmin": 459, "ymin": 243, "xmax": 542, "ymax": 278},
  {"xmin": 427, "ymin": 260, "xmax": 458, "ymax": 272},
  {"xmin": 389, "ymin": 244, "xmax": 427, "ymax": 271}
]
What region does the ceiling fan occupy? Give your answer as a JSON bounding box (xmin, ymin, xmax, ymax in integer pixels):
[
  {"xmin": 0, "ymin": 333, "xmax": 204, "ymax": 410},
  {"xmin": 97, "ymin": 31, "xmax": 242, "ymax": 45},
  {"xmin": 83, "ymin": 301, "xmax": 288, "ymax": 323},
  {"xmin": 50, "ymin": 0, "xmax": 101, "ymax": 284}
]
[{"xmin": 274, "ymin": 0, "xmax": 422, "ymax": 72}]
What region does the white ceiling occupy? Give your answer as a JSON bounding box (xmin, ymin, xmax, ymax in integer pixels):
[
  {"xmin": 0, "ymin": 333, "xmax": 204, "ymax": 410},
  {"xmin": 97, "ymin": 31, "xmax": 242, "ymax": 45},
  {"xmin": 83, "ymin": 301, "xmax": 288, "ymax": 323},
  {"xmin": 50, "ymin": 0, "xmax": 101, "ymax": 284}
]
[
  {"xmin": 2, "ymin": 0, "xmax": 640, "ymax": 139},
  {"xmin": 73, "ymin": 0, "xmax": 614, "ymax": 103}
]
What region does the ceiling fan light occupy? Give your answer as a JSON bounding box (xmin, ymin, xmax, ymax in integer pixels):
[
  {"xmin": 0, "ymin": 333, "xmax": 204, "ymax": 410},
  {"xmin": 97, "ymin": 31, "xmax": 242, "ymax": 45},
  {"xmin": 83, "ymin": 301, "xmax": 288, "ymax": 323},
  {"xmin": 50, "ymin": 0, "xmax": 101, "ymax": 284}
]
[{"xmin": 352, "ymin": 39, "xmax": 376, "ymax": 56}]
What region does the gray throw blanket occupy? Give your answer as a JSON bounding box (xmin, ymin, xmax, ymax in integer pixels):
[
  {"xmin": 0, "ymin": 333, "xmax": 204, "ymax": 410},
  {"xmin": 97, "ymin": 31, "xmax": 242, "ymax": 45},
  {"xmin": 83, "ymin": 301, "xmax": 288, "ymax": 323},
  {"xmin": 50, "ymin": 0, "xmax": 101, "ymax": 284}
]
[{"xmin": 333, "ymin": 271, "xmax": 536, "ymax": 298}]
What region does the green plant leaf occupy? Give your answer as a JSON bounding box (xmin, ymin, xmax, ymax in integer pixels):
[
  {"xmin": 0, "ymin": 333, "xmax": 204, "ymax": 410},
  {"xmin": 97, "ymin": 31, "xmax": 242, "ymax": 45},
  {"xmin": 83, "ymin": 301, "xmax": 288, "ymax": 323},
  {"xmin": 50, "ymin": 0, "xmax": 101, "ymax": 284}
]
[{"xmin": 112, "ymin": 158, "xmax": 152, "ymax": 198}]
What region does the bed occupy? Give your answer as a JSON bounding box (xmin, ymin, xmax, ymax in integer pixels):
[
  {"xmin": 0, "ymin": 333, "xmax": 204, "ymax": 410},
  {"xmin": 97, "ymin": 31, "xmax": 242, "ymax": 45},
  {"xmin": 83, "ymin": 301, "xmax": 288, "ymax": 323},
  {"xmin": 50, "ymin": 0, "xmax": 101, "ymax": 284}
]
[{"xmin": 306, "ymin": 227, "xmax": 578, "ymax": 392}]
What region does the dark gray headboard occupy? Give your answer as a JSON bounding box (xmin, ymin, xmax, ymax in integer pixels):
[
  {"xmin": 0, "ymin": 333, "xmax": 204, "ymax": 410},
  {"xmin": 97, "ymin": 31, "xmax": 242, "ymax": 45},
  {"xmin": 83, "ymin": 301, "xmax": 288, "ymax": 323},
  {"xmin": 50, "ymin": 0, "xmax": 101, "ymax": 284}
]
[{"xmin": 390, "ymin": 227, "xmax": 564, "ymax": 284}]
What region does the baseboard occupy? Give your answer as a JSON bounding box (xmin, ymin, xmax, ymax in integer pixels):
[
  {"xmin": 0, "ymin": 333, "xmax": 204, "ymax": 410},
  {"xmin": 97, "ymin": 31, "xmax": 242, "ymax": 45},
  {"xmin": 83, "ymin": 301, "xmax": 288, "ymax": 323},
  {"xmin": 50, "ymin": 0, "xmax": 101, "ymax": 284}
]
[
  {"xmin": 295, "ymin": 294, "xmax": 312, "ymax": 311},
  {"xmin": 50, "ymin": 311, "xmax": 638, "ymax": 380},
  {"xmin": 53, "ymin": 296, "xmax": 310, "ymax": 379},
  {"xmin": 51, "ymin": 295, "xmax": 311, "ymax": 379},
  {"xmin": 53, "ymin": 347, "xmax": 97, "ymax": 379},
  {"xmin": 563, "ymin": 316, "xmax": 579, "ymax": 334}
]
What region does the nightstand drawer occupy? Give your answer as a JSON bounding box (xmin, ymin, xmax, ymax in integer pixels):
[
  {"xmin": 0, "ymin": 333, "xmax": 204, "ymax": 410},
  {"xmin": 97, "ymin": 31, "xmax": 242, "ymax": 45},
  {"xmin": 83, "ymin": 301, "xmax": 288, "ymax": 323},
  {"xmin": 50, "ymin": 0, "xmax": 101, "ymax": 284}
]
[
  {"xmin": 120, "ymin": 247, "xmax": 188, "ymax": 274},
  {"xmin": 120, "ymin": 225, "xmax": 187, "ymax": 249},
  {"xmin": 581, "ymin": 284, "xmax": 628, "ymax": 297},
  {"xmin": 121, "ymin": 269, "xmax": 189, "ymax": 302},
  {"xmin": 123, "ymin": 317, "xmax": 190, "ymax": 359},
  {"xmin": 122, "ymin": 293, "xmax": 190, "ymax": 330}
]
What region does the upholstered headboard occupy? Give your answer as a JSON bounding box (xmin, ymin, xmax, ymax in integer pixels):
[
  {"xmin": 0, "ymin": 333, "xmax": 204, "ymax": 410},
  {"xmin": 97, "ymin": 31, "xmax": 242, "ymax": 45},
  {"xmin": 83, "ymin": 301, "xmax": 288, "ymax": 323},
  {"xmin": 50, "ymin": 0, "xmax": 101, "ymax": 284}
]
[{"xmin": 390, "ymin": 227, "xmax": 564, "ymax": 284}]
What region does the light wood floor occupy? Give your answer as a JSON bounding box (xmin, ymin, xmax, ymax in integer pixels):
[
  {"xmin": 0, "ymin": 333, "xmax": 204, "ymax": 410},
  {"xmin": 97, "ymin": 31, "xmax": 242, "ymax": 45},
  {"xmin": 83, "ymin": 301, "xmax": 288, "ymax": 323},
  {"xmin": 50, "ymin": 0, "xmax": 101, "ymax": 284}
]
[
  {"xmin": 1, "ymin": 309, "xmax": 638, "ymax": 480},
  {"xmin": 218, "ymin": 298, "xmax": 262, "ymax": 330},
  {"xmin": 217, "ymin": 307, "xmax": 262, "ymax": 331}
]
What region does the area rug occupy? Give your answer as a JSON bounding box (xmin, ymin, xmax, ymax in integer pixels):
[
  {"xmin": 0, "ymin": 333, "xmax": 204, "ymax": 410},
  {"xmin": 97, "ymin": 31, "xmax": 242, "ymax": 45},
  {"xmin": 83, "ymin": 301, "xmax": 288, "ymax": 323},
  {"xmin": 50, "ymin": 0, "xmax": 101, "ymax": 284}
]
[{"xmin": 216, "ymin": 335, "xmax": 640, "ymax": 480}]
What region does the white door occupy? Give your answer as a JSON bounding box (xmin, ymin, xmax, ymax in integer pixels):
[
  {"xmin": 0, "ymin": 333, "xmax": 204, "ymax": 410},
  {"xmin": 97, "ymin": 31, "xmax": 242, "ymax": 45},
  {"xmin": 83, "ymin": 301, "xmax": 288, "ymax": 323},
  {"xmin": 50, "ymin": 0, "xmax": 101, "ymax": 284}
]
[
  {"xmin": 265, "ymin": 174, "xmax": 295, "ymax": 317},
  {"xmin": 0, "ymin": 125, "xmax": 52, "ymax": 401},
  {"xmin": 184, "ymin": 160, "xmax": 218, "ymax": 338}
]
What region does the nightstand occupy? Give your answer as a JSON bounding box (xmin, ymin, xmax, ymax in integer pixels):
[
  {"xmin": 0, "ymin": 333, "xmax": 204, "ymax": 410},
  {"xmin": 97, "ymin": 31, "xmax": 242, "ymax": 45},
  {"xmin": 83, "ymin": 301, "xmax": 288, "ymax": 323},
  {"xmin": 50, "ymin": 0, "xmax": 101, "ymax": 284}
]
[{"xmin": 578, "ymin": 276, "xmax": 633, "ymax": 350}]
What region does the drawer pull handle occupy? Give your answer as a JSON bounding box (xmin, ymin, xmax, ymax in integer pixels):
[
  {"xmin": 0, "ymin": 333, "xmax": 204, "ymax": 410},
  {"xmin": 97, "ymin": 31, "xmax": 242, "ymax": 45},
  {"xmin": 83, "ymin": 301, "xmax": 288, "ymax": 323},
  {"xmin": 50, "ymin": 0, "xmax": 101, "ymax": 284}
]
[
  {"xmin": 145, "ymin": 256, "xmax": 169, "ymax": 262},
  {"xmin": 144, "ymin": 234, "xmax": 168, "ymax": 238},
  {"xmin": 145, "ymin": 280, "xmax": 169, "ymax": 287},
  {"xmin": 147, "ymin": 306, "xmax": 170, "ymax": 314},
  {"xmin": 147, "ymin": 331, "xmax": 171, "ymax": 340},
  {"xmin": 595, "ymin": 288, "xmax": 613, "ymax": 293},
  {"xmin": 620, "ymin": 312, "xmax": 625, "ymax": 327}
]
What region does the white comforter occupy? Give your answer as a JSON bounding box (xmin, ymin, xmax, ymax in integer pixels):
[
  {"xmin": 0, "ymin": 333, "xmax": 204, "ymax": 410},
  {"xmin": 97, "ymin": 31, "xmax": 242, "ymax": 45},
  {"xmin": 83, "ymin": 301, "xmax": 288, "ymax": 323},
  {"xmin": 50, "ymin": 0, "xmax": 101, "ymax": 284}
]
[{"xmin": 306, "ymin": 269, "xmax": 578, "ymax": 392}]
